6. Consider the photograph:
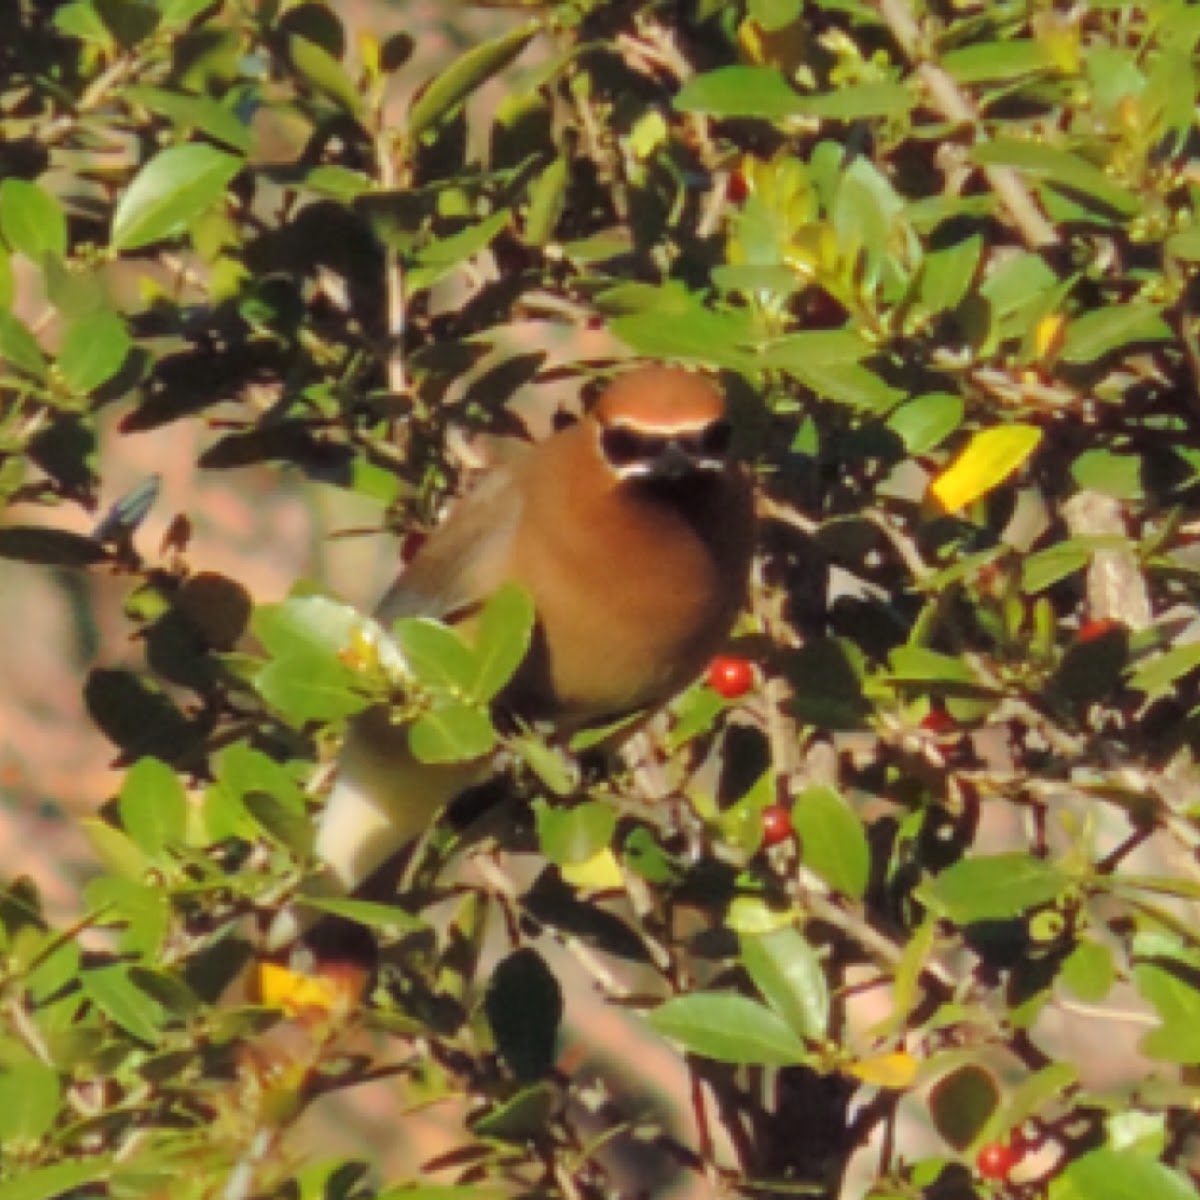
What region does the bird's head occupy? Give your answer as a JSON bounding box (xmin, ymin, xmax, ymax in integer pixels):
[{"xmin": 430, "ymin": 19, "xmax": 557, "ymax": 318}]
[{"xmin": 590, "ymin": 367, "xmax": 734, "ymax": 485}]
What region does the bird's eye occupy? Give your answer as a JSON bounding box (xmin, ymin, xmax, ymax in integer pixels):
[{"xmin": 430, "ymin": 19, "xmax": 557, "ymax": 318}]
[
  {"xmin": 601, "ymin": 426, "xmax": 643, "ymax": 466},
  {"xmin": 601, "ymin": 426, "xmax": 666, "ymax": 467},
  {"xmin": 699, "ymin": 420, "xmax": 732, "ymax": 456}
]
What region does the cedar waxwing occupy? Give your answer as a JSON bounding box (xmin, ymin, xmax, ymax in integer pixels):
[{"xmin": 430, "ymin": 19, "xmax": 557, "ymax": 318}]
[{"xmin": 270, "ymin": 365, "xmax": 754, "ymax": 947}]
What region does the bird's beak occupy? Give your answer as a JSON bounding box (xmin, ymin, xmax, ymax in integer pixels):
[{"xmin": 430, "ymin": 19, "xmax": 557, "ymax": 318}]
[{"xmin": 646, "ymin": 441, "xmax": 704, "ymax": 481}]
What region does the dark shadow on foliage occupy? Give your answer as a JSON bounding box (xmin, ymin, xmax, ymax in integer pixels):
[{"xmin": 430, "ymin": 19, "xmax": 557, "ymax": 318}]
[
  {"xmin": 29, "ymin": 415, "xmax": 97, "ymax": 505},
  {"xmin": 122, "ymin": 341, "xmax": 292, "ymax": 432},
  {"xmin": 523, "ymin": 869, "xmax": 652, "ymax": 963},
  {"xmin": 84, "ymin": 667, "xmax": 209, "ymax": 765},
  {"xmin": 0, "ymin": 526, "xmax": 108, "ymax": 567}
]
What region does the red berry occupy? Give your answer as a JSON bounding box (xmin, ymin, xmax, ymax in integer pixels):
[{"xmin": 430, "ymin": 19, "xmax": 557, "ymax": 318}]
[
  {"xmin": 920, "ymin": 706, "xmax": 957, "ymax": 735},
  {"xmin": 803, "ymin": 288, "xmax": 848, "ymax": 328},
  {"xmin": 975, "ymin": 1141, "xmax": 1021, "ymax": 1180},
  {"xmin": 707, "ymin": 655, "xmax": 754, "ymax": 699},
  {"xmin": 727, "ymin": 170, "xmax": 750, "ymax": 204},
  {"xmin": 760, "ymin": 804, "xmax": 793, "ymax": 847},
  {"xmin": 1077, "ymin": 617, "xmax": 1121, "ymax": 643},
  {"xmin": 400, "ymin": 530, "xmax": 428, "ymax": 564}
]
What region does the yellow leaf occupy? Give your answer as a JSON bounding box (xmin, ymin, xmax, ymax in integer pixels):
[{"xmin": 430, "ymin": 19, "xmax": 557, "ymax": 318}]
[
  {"xmin": 250, "ymin": 961, "xmax": 365, "ymax": 1017},
  {"xmin": 1033, "ymin": 313, "xmax": 1066, "ymax": 359},
  {"xmin": 737, "ymin": 17, "xmax": 811, "ymax": 75},
  {"xmin": 561, "ymin": 846, "xmax": 624, "ymax": 892},
  {"xmin": 726, "ymin": 896, "xmax": 797, "ymax": 935},
  {"xmin": 927, "ymin": 425, "xmax": 1042, "ymax": 515},
  {"xmin": 845, "ymin": 1050, "xmax": 920, "ymax": 1089}
]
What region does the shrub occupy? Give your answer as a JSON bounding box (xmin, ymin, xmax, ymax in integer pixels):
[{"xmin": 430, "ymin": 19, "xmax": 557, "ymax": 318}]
[{"xmin": 3, "ymin": 1, "xmax": 1200, "ymax": 1197}]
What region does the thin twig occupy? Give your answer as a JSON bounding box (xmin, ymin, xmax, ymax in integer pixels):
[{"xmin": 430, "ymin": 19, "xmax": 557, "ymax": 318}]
[{"xmin": 872, "ymin": 0, "xmax": 1058, "ymax": 249}]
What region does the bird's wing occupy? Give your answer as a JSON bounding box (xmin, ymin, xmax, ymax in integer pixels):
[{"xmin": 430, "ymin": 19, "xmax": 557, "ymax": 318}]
[{"xmin": 374, "ymin": 463, "xmax": 526, "ymax": 625}]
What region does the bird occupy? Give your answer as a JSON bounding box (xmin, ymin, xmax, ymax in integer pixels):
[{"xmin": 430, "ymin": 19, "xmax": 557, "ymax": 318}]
[{"xmin": 269, "ymin": 364, "xmax": 755, "ymax": 949}]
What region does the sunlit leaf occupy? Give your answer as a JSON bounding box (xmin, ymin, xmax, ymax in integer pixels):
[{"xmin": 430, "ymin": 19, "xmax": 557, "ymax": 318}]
[
  {"xmin": 112, "ymin": 143, "xmax": 243, "ymax": 250},
  {"xmin": 924, "ymin": 853, "xmax": 1070, "ymax": 923},
  {"xmin": 648, "ymin": 992, "xmax": 810, "ymax": 1066},
  {"xmin": 928, "ymin": 425, "xmax": 1042, "ymax": 514}
]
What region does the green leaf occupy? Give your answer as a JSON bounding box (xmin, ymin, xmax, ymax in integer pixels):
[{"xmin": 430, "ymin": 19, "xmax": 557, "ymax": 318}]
[
  {"xmin": 1127, "ymin": 641, "xmax": 1200, "ymax": 702},
  {"xmin": 84, "ymin": 876, "xmax": 169, "ymax": 956},
  {"xmin": 512, "ymin": 732, "xmax": 577, "ymax": 796},
  {"xmin": 0, "ymin": 246, "xmax": 12, "ymax": 308},
  {"xmin": 786, "ymin": 637, "xmax": 871, "ymax": 729},
  {"xmin": 57, "ymin": 308, "xmax": 131, "ymax": 393},
  {"xmin": 408, "ymin": 24, "xmax": 537, "ymax": 141},
  {"xmin": 1059, "ymin": 304, "xmax": 1173, "ymax": 365},
  {"xmin": 298, "ymin": 895, "xmax": 427, "ymax": 935},
  {"xmin": 971, "ymin": 139, "xmax": 1139, "ymax": 219},
  {"xmin": 924, "ymin": 853, "xmax": 1070, "ymax": 923},
  {"xmin": 648, "ymin": 992, "xmax": 809, "ymax": 1066},
  {"xmin": 0, "ymin": 1061, "xmax": 61, "ymax": 1143},
  {"xmin": 748, "ymin": 0, "xmax": 803, "ymax": 30},
  {"xmin": 252, "ymin": 594, "xmax": 370, "ymax": 661},
  {"xmin": 791, "ymin": 786, "xmax": 870, "ymax": 899},
  {"xmin": 123, "ymin": 85, "xmax": 251, "ymax": 153},
  {"xmin": 288, "ymin": 34, "xmax": 362, "ymax": 119},
  {"xmin": 675, "ymin": 66, "xmax": 807, "ymax": 118},
  {"xmin": 213, "ymin": 743, "xmax": 306, "ymax": 815},
  {"xmin": 793, "ymin": 82, "xmax": 916, "ymax": 120},
  {"xmin": 1167, "ymin": 226, "xmax": 1200, "ymax": 264},
  {"xmin": 485, "ymin": 948, "xmax": 562, "ymax": 1082},
  {"xmin": 1070, "ymin": 448, "xmax": 1143, "ymax": 500},
  {"xmin": 408, "ymin": 700, "xmax": 494, "ymax": 763},
  {"xmin": 118, "ymin": 756, "xmax": 187, "ymax": 860},
  {"xmin": 470, "ymin": 1083, "xmax": 560, "ymax": 1145},
  {"xmin": 53, "ymin": 1, "xmax": 116, "ymax": 47},
  {"xmin": 1021, "ymin": 539, "xmax": 1097, "ymax": 593},
  {"xmin": 712, "ymin": 263, "xmax": 802, "ymax": 301},
  {"xmin": 1060, "ymin": 940, "xmax": 1115, "ymax": 1002},
  {"xmin": 83, "ymin": 818, "xmax": 151, "ymax": 880},
  {"xmin": 304, "ymin": 164, "xmax": 373, "ymax": 201},
  {"xmin": 941, "ymin": 40, "xmax": 1055, "ymax": 84},
  {"xmin": 0, "ymin": 179, "xmax": 67, "ymax": 261},
  {"xmin": 92, "ymin": 0, "xmax": 158, "ymax": 47},
  {"xmin": 741, "ymin": 926, "xmax": 829, "ymax": 1039},
  {"xmin": 470, "ymin": 583, "xmax": 535, "ymax": 702},
  {"xmin": 914, "ymin": 235, "xmax": 983, "ymax": 317},
  {"xmin": 610, "ymin": 298, "xmax": 760, "ymax": 372},
  {"xmin": 233, "ymin": 790, "xmax": 307, "ymax": 859},
  {"xmin": 408, "ymin": 211, "xmax": 510, "ymax": 293},
  {"xmin": 887, "ymin": 392, "xmax": 964, "ymax": 453},
  {"xmin": 887, "ymin": 646, "xmax": 981, "ymax": 688},
  {"xmin": 535, "ymin": 800, "xmax": 617, "ymax": 868},
  {"xmin": 676, "ymin": 67, "xmax": 914, "ymax": 120},
  {"xmin": 761, "ymin": 332, "xmax": 903, "ymax": 411},
  {"xmin": 0, "ymin": 311, "xmax": 48, "ymax": 380},
  {"xmin": 112, "ymin": 143, "xmax": 243, "ymax": 250},
  {"xmin": 0, "ymin": 1160, "xmax": 112, "ymax": 1200},
  {"xmin": 668, "ymin": 683, "xmax": 726, "ymax": 748},
  {"xmin": 929, "ymin": 1063, "xmax": 1000, "ymax": 1149},
  {"xmin": 254, "ymin": 651, "xmax": 369, "ymax": 724},
  {"xmin": 1048, "ymin": 1148, "xmax": 1200, "ymax": 1200},
  {"xmin": 980, "ymin": 250, "xmax": 1060, "ymax": 332},
  {"xmin": 998, "ymin": 1061, "xmax": 1078, "ymax": 1138},
  {"xmin": 622, "ymin": 826, "xmax": 678, "ymax": 884},
  {"xmin": 82, "ymin": 963, "xmax": 169, "ymax": 1043},
  {"xmin": 1140, "ymin": 1020, "xmax": 1200, "ymax": 1066},
  {"xmin": 1135, "ymin": 959, "xmax": 1200, "ymax": 1028},
  {"xmin": 159, "ymin": 0, "xmax": 216, "ymax": 24},
  {"xmin": 525, "ymin": 155, "xmax": 569, "ymax": 248},
  {"xmin": 392, "ymin": 617, "xmax": 478, "ymax": 693}
]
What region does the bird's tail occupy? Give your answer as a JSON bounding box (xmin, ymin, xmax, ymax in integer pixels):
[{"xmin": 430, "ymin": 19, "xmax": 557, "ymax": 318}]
[{"xmin": 265, "ymin": 707, "xmax": 485, "ymax": 951}]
